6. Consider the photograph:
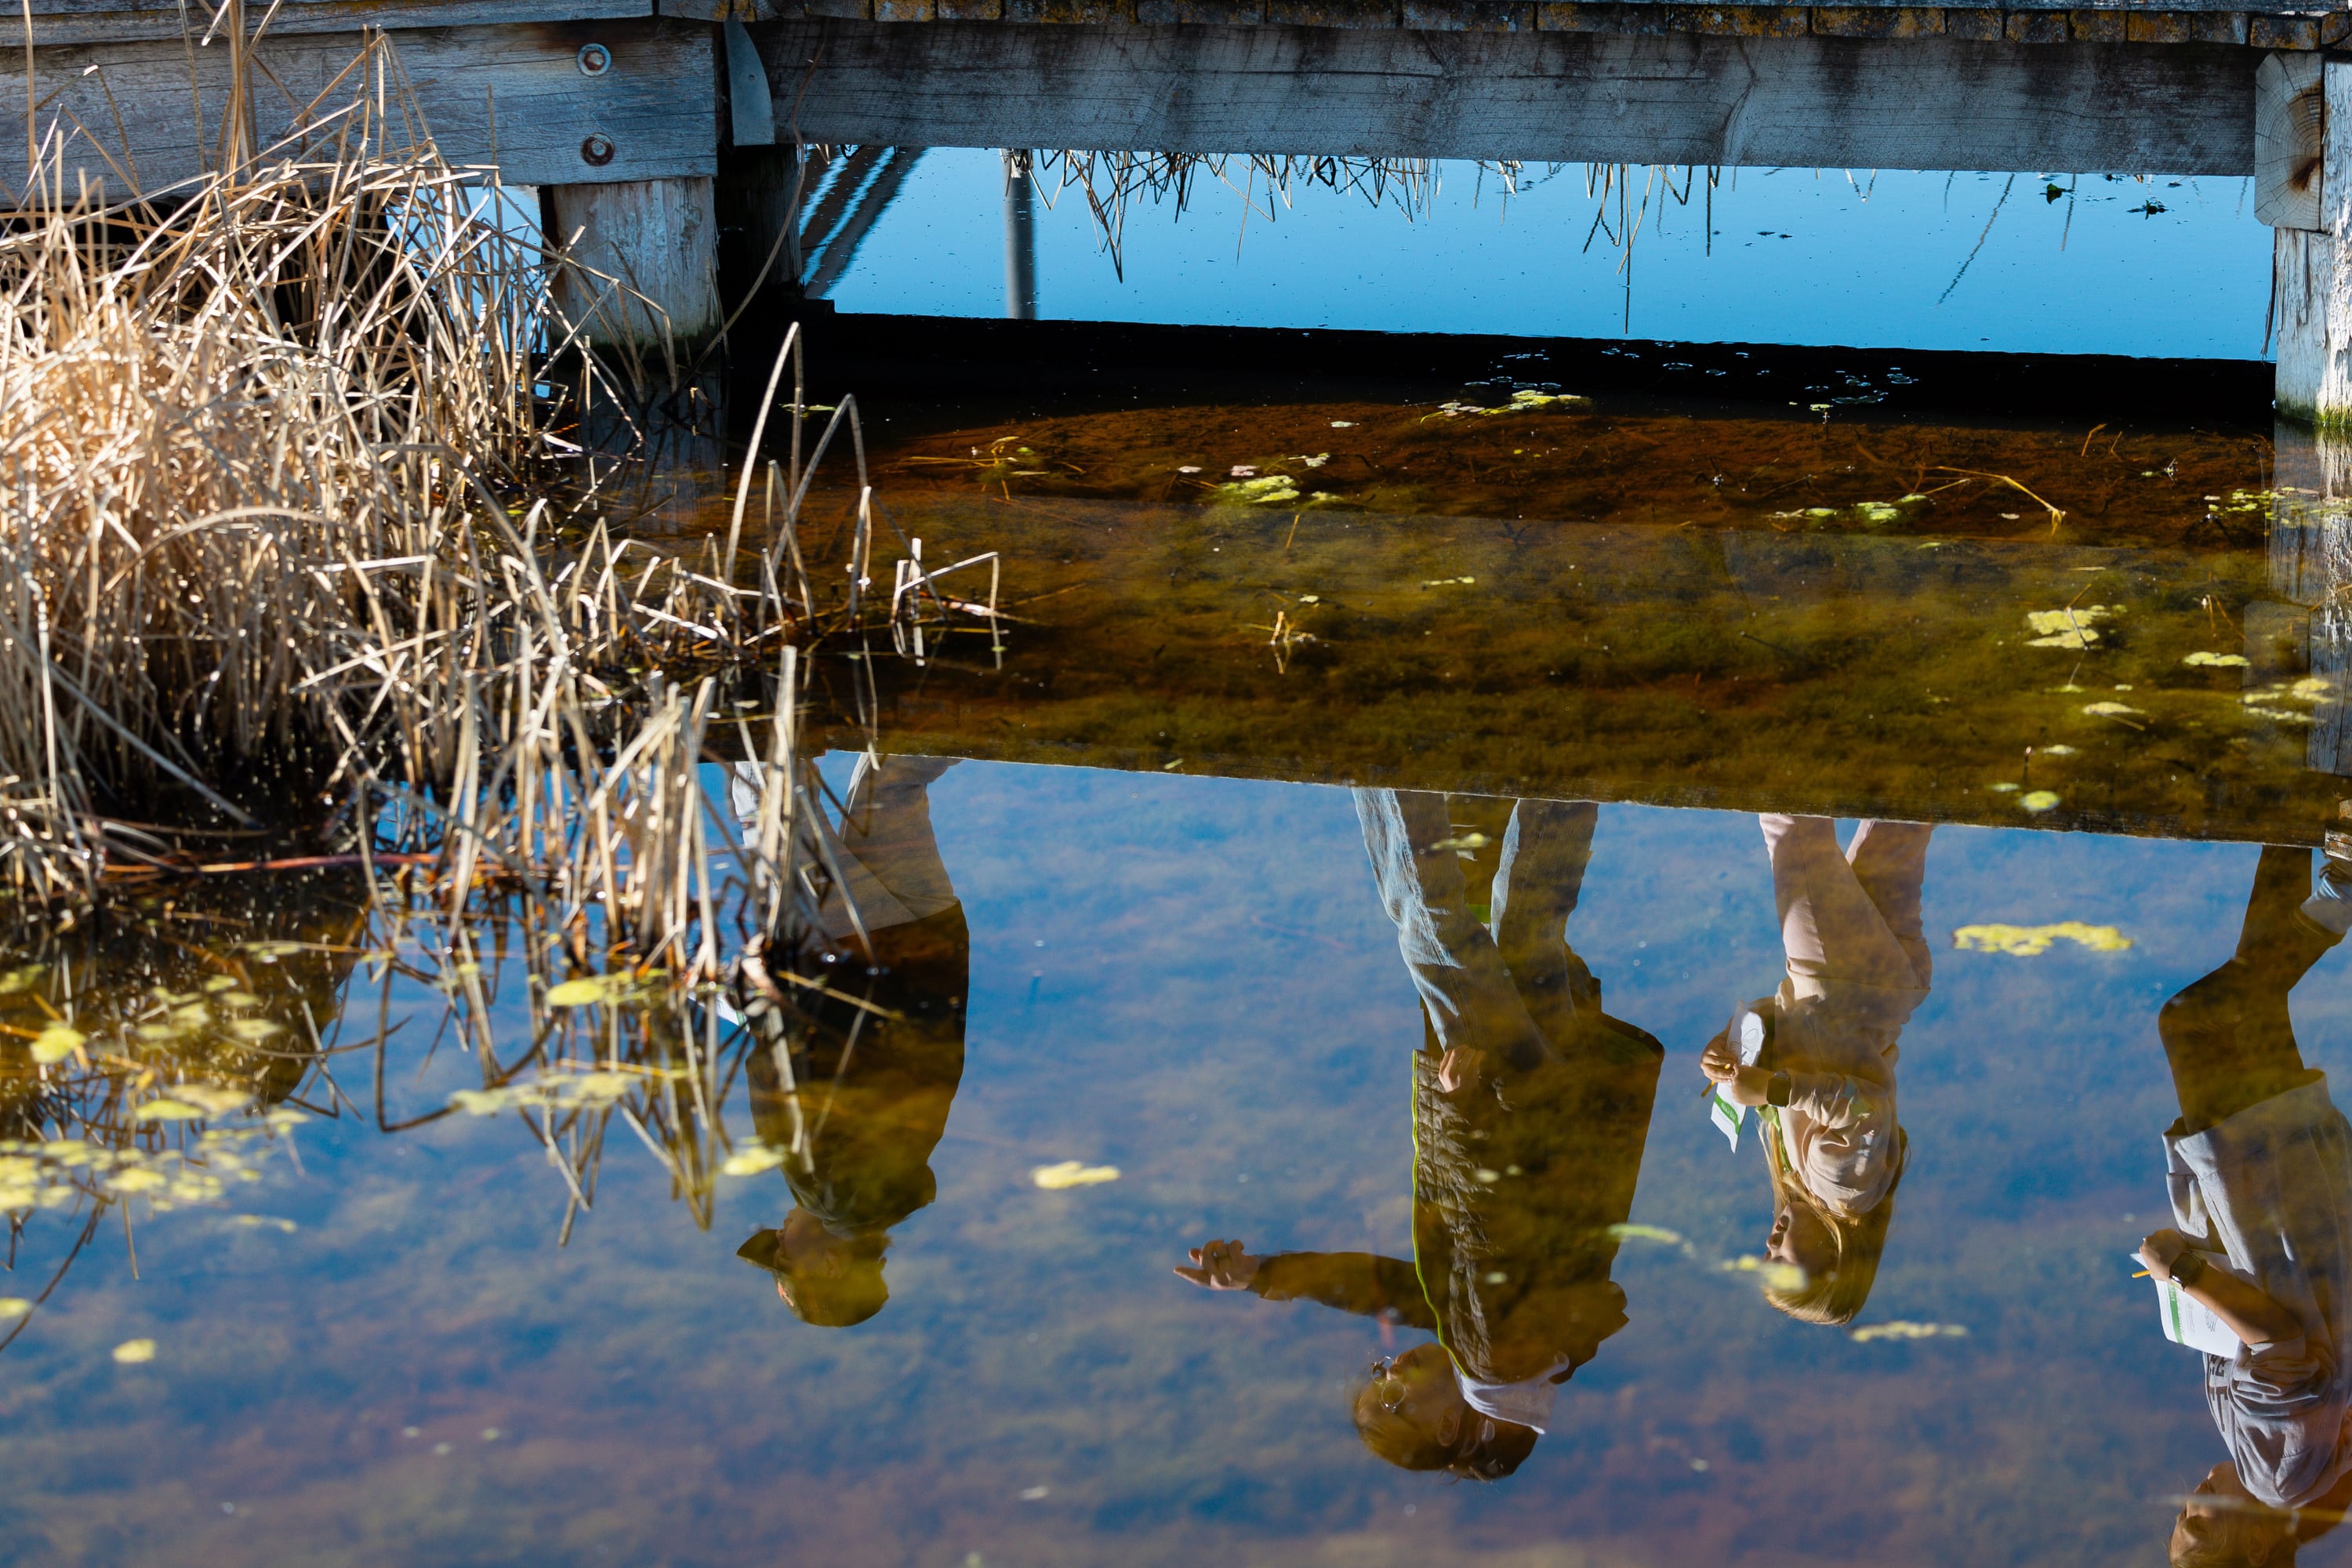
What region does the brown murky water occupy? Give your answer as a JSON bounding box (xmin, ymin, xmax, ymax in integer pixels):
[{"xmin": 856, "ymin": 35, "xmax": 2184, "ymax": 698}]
[{"xmin": 872, "ymin": 396, "xmax": 2274, "ymax": 552}]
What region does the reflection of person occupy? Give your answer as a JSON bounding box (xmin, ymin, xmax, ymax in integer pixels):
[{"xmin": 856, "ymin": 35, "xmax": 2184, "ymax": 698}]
[
  {"xmin": 2138, "ymin": 846, "xmax": 2352, "ymax": 1566},
  {"xmin": 735, "ymin": 754, "xmax": 965, "ymax": 1328},
  {"xmin": 1178, "ymin": 792, "xmax": 1663, "ymax": 1481},
  {"xmin": 1700, "ymin": 815, "xmax": 1929, "ymax": 1325}
]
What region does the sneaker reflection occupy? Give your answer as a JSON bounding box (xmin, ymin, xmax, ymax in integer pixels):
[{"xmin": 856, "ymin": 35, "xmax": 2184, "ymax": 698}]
[
  {"xmin": 2137, "ymin": 845, "xmax": 2352, "ymax": 1565},
  {"xmin": 1178, "ymin": 792, "xmax": 1663, "ymax": 1481},
  {"xmin": 1700, "ymin": 815, "xmax": 1931, "ymax": 1327},
  {"xmin": 732, "ymin": 755, "xmax": 966, "ymax": 1328}
]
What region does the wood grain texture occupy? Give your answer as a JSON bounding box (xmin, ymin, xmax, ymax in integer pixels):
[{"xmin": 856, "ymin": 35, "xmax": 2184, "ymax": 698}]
[
  {"xmin": 2255, "ymin": 47, "xmax": 2321, "ymax": 229},
  {"xmin": 3, "ymin": 0, "xmax": 648, "ymax": 48},
  {"xmin": 2319, "ymin": 57, "xmax": 2352, "ymax": 426},
  {"xmin": 759, "ymin": 19, "xmax": 2259, "ymax": 171},
  {"xmin": 13, "ymin": 0, "xmax": 2309, "ymax": 42},
  {"xmin": 2274, "ymin": 225, "xmax": 2330, "ymax": 420},
  {"xmin": 0, "ymin": 20, "xmax": 713, "ymax": 195},
  {"xmin": 546, "ymin": 175, "xmax": 723, "ymax": 345},
  {"xmin": 2274, "ymin": 62, "xmax": 2352, "ymax": 424}
]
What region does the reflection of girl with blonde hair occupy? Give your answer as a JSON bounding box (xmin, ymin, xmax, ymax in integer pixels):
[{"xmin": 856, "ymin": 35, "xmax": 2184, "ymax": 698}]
[{"xmin": 1701, "ymin": 815, "xmax": 1930, "ymax": 1327}]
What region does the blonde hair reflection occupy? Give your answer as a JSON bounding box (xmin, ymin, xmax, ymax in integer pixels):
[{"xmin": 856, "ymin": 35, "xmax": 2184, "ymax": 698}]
[{"xmin": 1761, "ymin": 1118, "xmax": 1907, "ymax": 1327}]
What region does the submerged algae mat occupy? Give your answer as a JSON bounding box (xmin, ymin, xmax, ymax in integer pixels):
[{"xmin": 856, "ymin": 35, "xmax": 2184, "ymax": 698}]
[
  {"xmin": 851, "ymin": 495, "xmax": 2344, "ymax": 843},
  {"xmin": 870, "ymin": 398, "xmax": 2272, "ymax": 551}
]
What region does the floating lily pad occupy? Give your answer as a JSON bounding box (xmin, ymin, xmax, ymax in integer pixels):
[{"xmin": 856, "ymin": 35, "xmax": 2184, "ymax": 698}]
[
  {"xmin": 1850, "ymin": 1321, "xmax": 1969, "ymax": 1343},
  {"xmin": 29, "ymin": 1027, "xmax": 82, "ymax": 1064},
  {"xmin": 1953, "ymin": 922, "xmax": 2132, "ymax": 956},
  {"xmin": 1032, "ymin": 1160, "xmax": 1120, "ymax": 1190},
  {"xmin": 544, "ymin": 977, "xmax": 609, "ymax": 1007}
]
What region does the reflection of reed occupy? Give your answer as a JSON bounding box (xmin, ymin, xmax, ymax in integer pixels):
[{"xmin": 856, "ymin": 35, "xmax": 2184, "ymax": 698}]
[
  {"xmin": 380, "ymin": 901, "xmax": 744, "ymax": 1241},
  {"xmin": 1017, "ymin": 151, "xmax": 1719, "ymax": 298},
  {"xmin": 0, "ymin": 874, "xmax": 369, "ymax": 1348},
  {"xmin": 1032, "ymin": 151, "xmax": 1457, "ymax": 275}
]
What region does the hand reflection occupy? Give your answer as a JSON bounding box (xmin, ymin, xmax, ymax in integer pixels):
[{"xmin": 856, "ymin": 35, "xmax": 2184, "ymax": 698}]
[
  {"xmin": 1436, "ymin": 1045, "xmax": 1491, "ymax": 1096},
  {"xmin": 2136, "ymin": 1227, "xmax": 2193, "ymax": 1283},
  {"xmin": 1173, "ymin": 1239, "xmax": 1261, "ymax": 1290},
  {"xmin": 1699, "ymin": 1034, "xmax": 1772, "ymax": 1106}
]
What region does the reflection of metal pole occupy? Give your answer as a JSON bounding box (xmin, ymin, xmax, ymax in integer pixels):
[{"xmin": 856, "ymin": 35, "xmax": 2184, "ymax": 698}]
[{"xmin": 1003, "ymin": 148, "xmax": 1036, "ymax": 320}]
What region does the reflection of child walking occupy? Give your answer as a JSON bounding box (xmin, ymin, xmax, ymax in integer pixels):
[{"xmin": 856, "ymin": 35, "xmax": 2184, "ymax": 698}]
[
  {"xmin": 2136, "ymin": 845, "xmax": 2352, "ymax": 1565},
  {"xmin": 734, "ymin": 755, "xmax": 967, "ymax": 1329},
  {"xmin": 1178, "ymin": 791, "xmax": 1663, "ymax": 1482},
  {"xmin": 1701, "ymin": 815, "xmax": 1931, "ymax": 1325}
]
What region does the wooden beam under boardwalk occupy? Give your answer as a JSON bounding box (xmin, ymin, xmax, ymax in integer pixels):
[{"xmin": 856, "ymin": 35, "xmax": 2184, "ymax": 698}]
[
  {"xmin": 759, "ymin": 18, "xmax": 2260, "ymax": 172},
  {"xmin": 0, "ymin": 18, "xmax": 715, "ymax": 197}
]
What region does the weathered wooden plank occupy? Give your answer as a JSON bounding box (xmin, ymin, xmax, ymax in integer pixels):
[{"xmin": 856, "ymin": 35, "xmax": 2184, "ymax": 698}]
[
  {"xmin": 2274, "ymin": 225, "xmax": 2333, "ymax": 421},
  {"xmin": 739, "ymin": 0, "xmax": 2347, "ymax": 20},
  {"xmin": 759, "ymin": 18, "xmax": 2258, "ymax": 172},
  {"xmin": 3, "ymin": 0, "xmax": 648, "ymax": 49},
  {"xmin": 2273, "ymin": 63, "xmax": 2352, "ymax": 424},
  {"xmin": 2317, "ymin": 59, "xmax": 2352, "ymax": 426},
  {"xmin": 0, "ymin": 19, "xmax": 713, "ymax": 197}
]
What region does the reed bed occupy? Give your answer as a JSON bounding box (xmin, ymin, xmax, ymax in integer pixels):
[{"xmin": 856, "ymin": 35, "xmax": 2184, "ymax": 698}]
[
  {"xmin": 0, "ymin": 43, "xmax": 1029, "ymax": 1298},
  {"xmin": 0, "ymin": 57, "xmax": 996, "ymax": 967}
]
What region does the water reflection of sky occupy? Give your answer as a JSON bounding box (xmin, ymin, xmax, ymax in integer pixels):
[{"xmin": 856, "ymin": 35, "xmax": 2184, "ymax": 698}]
[
  {"xmin": 829, "ymin": 148, "xmax": 2270, "ymax": 361},
  {"xmin": 6, "ymin": 757, "xmax": 2349, "ymax": 1564}
]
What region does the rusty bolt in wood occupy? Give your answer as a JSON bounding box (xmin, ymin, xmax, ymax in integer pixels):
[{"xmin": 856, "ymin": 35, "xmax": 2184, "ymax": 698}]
[
  {"xmin": 580, "ymin": 133, "xmax": 616, "ymax": 165},
  {"xmin": 577, "ymin": 42, "xmax": 612, "ymax": 74}
]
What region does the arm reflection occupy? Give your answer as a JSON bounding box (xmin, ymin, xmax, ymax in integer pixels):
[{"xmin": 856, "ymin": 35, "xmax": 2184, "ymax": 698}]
[
  {"xmin": 1178, "ymin": 791, "xmax": 1663, "ymax": 1482},
  {"xmin": 2141, "ymin": 844, "xmax": 2352, "ymax": 1566}
]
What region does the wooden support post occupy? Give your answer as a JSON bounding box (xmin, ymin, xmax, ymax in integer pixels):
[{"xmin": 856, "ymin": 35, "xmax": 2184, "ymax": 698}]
[
  {"xmin": 545, "ymin": 176, "xmax": 724, "ymax": 362},
  {"xmin": 2264, "ymin": 53, "xmax": 2352, "ymax": 425}
]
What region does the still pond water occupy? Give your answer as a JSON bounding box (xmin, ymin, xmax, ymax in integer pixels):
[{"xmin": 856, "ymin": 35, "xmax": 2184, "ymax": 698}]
[{"xmin": 11, "ymin": 164, "xmax": 2352, "ymax": 1568}]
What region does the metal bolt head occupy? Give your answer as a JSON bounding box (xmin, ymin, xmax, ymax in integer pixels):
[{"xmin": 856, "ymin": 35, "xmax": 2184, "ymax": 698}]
[
  {"xmin": 577, "ymin": 43, "xmax": 612, "ymax": 76},
  {"xmin": 579, "ymin": 133, "xmax": 616, "ymax": 167}
]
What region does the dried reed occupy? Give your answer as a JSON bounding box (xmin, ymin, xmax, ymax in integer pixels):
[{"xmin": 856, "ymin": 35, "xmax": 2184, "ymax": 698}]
[
  {"xmin": 0, "ymin": 38, "xmax": 984, "ymax": 970},
  {"xmin": 0, "ymin": 38, "xmax": 1022, "ymax": 1280}
]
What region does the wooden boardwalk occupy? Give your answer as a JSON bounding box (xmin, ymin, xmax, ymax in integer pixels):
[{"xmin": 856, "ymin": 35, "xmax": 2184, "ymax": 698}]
[{"xmin": 4, "ymin": 0, "xmax": 2351, "ymax": 411}]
